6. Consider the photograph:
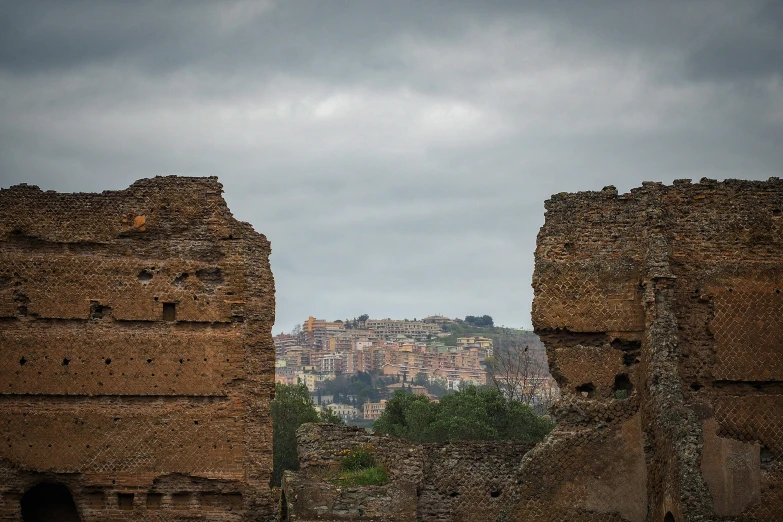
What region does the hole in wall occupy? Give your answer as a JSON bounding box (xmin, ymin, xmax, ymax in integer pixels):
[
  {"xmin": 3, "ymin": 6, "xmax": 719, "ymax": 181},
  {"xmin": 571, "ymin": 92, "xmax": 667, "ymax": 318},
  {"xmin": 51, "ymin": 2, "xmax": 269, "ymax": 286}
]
[
  {"xmin": 613, "ymin": 374, "xmax": 632, "ymax": 395},
  {"xmin": 146, "ymin": 493, "xmax": 163, "ymax": 509},
  {"xmin": 19, "ymin": 356, "xmax": 26, "ymax": 366},
  {"xmin": 611, "ymin": 339, "xmax": 642, "ymax": 367},
  {"xmin": 117, "ymin": 493, "xmax": 134, "ymax": 511},
  {"xmin": 449, "ymin": 491, "xmax": 459, "ymax": 498},
  {"xmin": 490, "ymin": 488, "xmax": 501, "ymax": 498},
  {"xmin": 61, "ymin": 358, "xmax": 70, "ymax": 366},
  {"xmin": 137, "ymin": 270, "xmax": 153, "ymax": 282},
  {"xmin": 690, "ymin": 382, "xmax": 703, "ymax": 391},
  {"xmin": 664, "ymin": 512, "xmax": 675, "ymax": 522},
  {"xmin": 171, "ymin": 492, "xmax": 191, "ymax": 508},
  {"xmin": 89, "ymin": 301, "xmax": 103, "ymax": 320},
  {"xmin": 172, "ymin": 273, "xmax": 189, "ymax": 287},
  {"xmin": 575, "ymin": 382, "xmax": 595, "ymax": 398},
  {"xmin": 21, "ymin": 483, "xmax": 81, "ymax": 522},
  {"xmin": 761, "ymin": 445, "xmax": 775, "ymax": 470},
  {"xmin": 162, "ymin": 302, "xmax": 176, "ymax": 322}
]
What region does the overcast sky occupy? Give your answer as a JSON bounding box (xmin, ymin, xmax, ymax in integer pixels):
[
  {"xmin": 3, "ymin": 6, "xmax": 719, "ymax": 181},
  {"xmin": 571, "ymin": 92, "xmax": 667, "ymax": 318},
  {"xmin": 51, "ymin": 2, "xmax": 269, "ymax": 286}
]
[{"xmin": 1, "ymin": 1, "xmax": 782, "ymax": 333}]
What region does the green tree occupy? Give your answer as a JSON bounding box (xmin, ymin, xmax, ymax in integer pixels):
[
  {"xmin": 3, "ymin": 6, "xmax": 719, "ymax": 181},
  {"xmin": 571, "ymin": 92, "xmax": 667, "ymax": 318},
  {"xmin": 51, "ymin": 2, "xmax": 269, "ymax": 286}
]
[
  {"xmin": 319, "ymin": 406, "xmax": 345, "ymax": 425},
  {"xmin": 271, "ymin": 383, "xmax": 342, "ymax": 486},
  {"xmin": 373, "ymin": 387, "xmax": 553, "ymax": 443}
]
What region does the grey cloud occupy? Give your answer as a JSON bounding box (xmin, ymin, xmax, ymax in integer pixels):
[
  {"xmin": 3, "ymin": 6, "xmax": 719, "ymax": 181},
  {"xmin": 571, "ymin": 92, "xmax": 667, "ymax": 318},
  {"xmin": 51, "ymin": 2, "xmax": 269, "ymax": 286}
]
[{"xmin": 1, "ymin": 0, "xmax": 781, "ymax": 332}]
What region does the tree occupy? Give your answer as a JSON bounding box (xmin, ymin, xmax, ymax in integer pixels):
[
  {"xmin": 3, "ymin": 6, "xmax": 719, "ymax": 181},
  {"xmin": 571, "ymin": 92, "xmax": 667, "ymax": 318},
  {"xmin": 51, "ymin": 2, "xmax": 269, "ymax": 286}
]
[
  {"xmin": 486, "ymin": 335, "xmax": 556, "ymax": 414},
  {"xmin": 373, "ymin": 387, "xmax": 553, "ymax": 443},
  {"xmin": 271, "ymin": 383, "xmax": 342, "ymax": 486},
  {"xmin": 318, "ymin": 405, "xmax": 345, "ymax": 425},
  {"xmin": 413, "ymin": 371, "xmax": 429, "ymax": 386},
  {"xmin": 358, "ymin": 314, "xmax": 369, "ymax": 322},
  {"xmin": 465, "ymin": 315, "xmax": 494, "ymax": 327}
]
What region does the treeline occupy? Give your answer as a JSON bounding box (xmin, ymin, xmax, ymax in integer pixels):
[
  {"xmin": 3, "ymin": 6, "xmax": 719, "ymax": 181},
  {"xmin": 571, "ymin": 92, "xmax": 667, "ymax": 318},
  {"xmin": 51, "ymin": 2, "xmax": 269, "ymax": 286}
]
[
  {"xmin": 373, "ymin": 386, "xmax": 554, "ymax": 443},
  {"xmin": 270, "ymin": 383, "xmax": 555, "ymax": 486}
]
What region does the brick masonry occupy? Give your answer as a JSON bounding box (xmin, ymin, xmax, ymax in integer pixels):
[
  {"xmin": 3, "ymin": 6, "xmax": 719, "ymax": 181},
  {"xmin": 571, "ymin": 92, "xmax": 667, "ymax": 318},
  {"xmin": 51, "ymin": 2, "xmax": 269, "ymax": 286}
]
[
  {"xmin": 283, "ymin": 178, "xmax": 783, "ymax": 522},
  {"xmin": 532, "ymin": 178, "xmax": 783, "ymax": 521},
  {"xmin": 0, "ymin": 177, "xmax": 276, "ymax": 521}
]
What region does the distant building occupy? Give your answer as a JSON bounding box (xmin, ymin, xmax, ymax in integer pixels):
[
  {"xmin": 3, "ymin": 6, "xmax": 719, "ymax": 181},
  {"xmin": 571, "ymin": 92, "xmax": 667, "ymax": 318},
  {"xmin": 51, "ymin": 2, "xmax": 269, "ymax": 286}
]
[
  {"xmin": 363, "ymin": 400, "xmax": 387, "ymax": 420},
  {"xmin": 364, "ymin": 319, "xmax": 440, "ymax": 340},
  {"xmin": 323, "ymin": 403, "xmax": 360, "ymax": 422}
]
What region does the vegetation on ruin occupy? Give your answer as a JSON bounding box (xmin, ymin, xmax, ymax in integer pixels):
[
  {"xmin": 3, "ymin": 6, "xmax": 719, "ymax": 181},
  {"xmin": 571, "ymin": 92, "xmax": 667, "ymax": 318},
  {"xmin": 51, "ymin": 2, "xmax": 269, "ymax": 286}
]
[
  {"xmin": 331, "ymin": 446, "xmax": 389, "ymax": 487},
  {"xmin": 373, "ymin": 386, "xmax": 554, "ymax": 443},
  {"xmin": 271, "ymin": 383, "xmax": 344, "ymax": 486}
]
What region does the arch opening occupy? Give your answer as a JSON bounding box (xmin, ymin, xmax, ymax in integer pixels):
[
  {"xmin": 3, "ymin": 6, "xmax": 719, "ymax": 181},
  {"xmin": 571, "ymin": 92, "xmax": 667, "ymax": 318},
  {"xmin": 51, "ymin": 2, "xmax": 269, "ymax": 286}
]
[
  {"xmin": 664, "ymin": 512, "xmax": 676, "ymax": 522},
  {"xmin": 21, "ymin": 483, "xmax": 81, "ymax": 522}
]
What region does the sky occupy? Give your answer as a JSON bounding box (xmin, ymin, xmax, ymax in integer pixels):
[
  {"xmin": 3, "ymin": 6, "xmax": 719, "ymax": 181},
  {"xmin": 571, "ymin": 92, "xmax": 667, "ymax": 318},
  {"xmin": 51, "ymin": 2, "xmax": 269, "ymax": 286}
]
[{"xmin": 1, "ymin": 1, "xmax": 782, "ymax": 334}]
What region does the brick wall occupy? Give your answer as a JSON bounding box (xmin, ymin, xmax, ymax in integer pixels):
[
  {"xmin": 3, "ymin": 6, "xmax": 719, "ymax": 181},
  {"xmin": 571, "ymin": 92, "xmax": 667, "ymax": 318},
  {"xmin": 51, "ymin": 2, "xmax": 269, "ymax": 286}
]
[
  {"xmin": 531, "ymin": 178, "xmax": 783, "ymax": 521},
  {"xmin": 0, "ymin": 177, "xmax": 275, "ymax": 521}
]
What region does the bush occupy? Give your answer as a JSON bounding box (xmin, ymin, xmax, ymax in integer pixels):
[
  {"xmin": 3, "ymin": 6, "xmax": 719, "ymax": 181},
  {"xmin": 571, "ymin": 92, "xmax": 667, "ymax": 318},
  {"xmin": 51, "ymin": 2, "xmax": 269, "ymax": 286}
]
[{"xmin": 340, "ymin": 447, "xmax": 375, "ymax": 471}]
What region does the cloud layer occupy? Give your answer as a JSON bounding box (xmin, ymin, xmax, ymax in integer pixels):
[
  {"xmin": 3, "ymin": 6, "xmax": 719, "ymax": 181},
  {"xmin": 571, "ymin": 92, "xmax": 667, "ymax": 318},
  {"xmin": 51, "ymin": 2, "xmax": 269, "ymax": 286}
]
[{"xmin": 2, "ymin": 0, "xmax": 782, "ymax": 332}]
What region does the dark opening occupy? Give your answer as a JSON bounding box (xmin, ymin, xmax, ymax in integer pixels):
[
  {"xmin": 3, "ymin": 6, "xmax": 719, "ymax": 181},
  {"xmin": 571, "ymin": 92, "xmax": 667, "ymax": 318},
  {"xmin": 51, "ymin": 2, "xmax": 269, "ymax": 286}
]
[
  {"xmin": 664, "ymin": 512, "xmax": 675, "ymax": 522},
  {"xmin": 761, "ymin": 445, "xmax": 775, "ymax": 470},
  {"xmin": 280, "ymin": 491, "xmax": 289, "ymax": 521},
  {"xmin": 449, "ymin": 491, "xmax": 459, "ymax": 498},
  {"xmin": 162, "ymin": 303, "xmax": 176, "ymax": 322},
  {"xmin": 490, "ymin": 488, "xmax": 501, "ymax": 498},
  {"xmin": 137, "ymin": 269, "xmax": 153, "ymax": 282},
  {"xmin": 146, "ymin": 493, "xmax": 163, "ymax": 509},
  {"xmin": 575, "ymin": 382, "xmax": 595, "ymax": 398},
  {"xmin": 611, "ymin": 339, "xmax": 642, "ymax": 367},
  {"xmin": 117, "ymin": 493, "xmax": 134, "ymax": 510},
  {"xmin": 172, "ymin": 492, "xmax": 191, "ymax": 508},
  {"xmin": 19, "ymin": 356, "xmax": 26, "ymax": 366},
  {"xmin": 62, "ymin": 358, "xmax": 70, "ymax": 366},
  {"xmin": 690, "ymin": 382, "xmax": 703, "ymax": 391},
  {"xmin": 21, "ymin": 483, "xmax": 81, "ymax": 522},
  {"xmin": 613, "ymin": 374, "xmax": 632, "ymax": 399},
  {"xmin": 172, "ymin": 273, "xmax": 189, "ymax": 286},
  {"xmin": 89, "ymin": 301, "xmax": 103, "ymax": 320}
]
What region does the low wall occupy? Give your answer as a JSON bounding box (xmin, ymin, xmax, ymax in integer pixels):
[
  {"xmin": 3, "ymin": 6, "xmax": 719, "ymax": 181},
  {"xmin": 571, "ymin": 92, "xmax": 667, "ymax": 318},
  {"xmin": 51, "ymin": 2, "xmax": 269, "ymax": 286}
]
[{"xmin": 281, "ymin": 424, "xmax": 536, "ymax": 521}]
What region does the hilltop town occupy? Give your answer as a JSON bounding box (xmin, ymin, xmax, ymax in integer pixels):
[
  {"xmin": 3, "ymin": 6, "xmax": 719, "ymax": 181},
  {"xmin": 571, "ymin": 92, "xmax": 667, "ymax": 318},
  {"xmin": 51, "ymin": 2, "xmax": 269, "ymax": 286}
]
[{"xmin": 274, "ymin": 314, "xmax": 558, "ymax": 424}]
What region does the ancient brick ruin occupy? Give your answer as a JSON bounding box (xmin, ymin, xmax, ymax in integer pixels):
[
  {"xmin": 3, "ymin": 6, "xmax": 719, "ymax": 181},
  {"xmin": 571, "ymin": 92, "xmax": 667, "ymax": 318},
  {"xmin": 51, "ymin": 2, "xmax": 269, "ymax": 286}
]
[
  {"xmin": 281, "ymin": 423, "xmax": 536, "ymax": 521},
  {"xmin": 283, "ymin": 178, "xmax": 782, "ymax": 522},
  {"xmin": 532, "ymin": 178, "xmax": 783, "ymax": 520},
  {"xmin": 0, "ymin": 177, "xmax": 276, "ymax": 521}
]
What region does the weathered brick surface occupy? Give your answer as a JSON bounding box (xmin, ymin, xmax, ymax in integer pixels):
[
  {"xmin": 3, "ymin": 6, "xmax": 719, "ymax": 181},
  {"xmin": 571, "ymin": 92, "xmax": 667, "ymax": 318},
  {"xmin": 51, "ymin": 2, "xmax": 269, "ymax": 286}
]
[
  {"xmin": 0, "ymin": 177, "xmax": 275, "ymax": 521},
  {"xmin": 282, "ymin": 423, "xmax": 536, "ymax": 522},
  {"xmin": 531, "ymin": 179, "xmax": 783, "ymax": 521}
]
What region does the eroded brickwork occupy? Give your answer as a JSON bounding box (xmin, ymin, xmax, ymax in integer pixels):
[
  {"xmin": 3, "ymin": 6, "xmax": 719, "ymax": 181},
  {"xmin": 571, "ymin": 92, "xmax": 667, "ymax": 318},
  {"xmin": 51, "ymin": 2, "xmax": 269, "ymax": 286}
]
[
  {"xmin": 281, "ymin": 424, "xmax": 536, "ymax": 522},
  {"xmin": 0, "ymin": 177, "xmax": 275, "ymax": 521},
  {"xmin": 532, "ymin": 179, "xmax": 783, "ymax": 521}
]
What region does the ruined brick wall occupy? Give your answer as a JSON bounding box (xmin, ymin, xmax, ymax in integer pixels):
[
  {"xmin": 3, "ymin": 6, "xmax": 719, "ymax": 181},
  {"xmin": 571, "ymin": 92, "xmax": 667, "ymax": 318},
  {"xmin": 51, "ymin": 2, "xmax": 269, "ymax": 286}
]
[
  {"xmin": 282, "ymin": 423, "xmax": 536, "ymax": 521},
  {"xmin": 530, "ymin": 179, "xmax": 783, "ymax": 521},
  {"xmin": 0, "ymin": 177, "xmax": 276, "ymax": 521}
]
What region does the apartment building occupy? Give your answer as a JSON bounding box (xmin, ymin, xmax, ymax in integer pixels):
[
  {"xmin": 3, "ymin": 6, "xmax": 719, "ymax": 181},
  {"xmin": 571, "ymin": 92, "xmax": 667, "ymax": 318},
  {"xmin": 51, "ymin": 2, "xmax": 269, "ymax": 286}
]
[
  {"xmin": 364, "ymin": 319, "xmax": 440, "ymax": 340},
  {"xmin": 302, "ymin": 316, "xmax": 346, "ymax": 348},
  {"xmin": 363, "ymin": 400, "xmax": 387, "ymax": 420}
]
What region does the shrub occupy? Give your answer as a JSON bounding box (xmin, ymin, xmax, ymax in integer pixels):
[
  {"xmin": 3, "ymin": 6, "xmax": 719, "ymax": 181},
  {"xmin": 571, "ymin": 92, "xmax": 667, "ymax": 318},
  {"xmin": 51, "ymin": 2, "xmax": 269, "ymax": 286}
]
[{"xmin": 340, "ymin": 447, "xmax": 375, "ymax": 471}]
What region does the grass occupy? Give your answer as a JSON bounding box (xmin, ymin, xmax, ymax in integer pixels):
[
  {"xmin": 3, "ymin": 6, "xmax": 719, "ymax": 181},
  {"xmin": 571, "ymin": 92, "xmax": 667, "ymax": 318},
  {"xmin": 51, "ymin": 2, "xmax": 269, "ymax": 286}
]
[
  {"xmin": 332, "ymin": 466, "xmax": 388, "ymax": 487},
  {"xmin": 329, "ymin": 446, "xmax": 389, "ymax": 486}
]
